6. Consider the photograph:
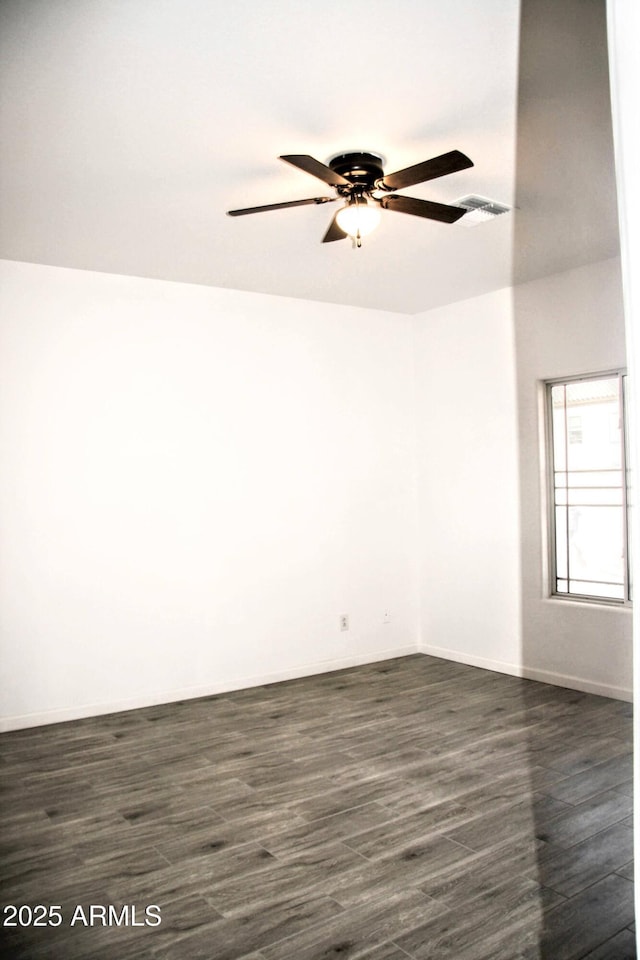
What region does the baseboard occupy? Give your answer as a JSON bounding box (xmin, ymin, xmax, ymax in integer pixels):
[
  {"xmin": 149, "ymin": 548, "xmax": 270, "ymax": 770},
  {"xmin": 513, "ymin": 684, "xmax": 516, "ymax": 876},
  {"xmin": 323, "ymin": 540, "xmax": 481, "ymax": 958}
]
[
  {"xmin": 518, "ymin": 664, "xmax": 632, "ymax": 702},
  {"xmin": 0, "ymin": 645, "xmax": 418, "ymax": 732},
  {"xmin": 418, "ymin": 642, "xmax": 633, "ymax": 702},
  {"xmin": 4, "ymin": 640, "xmax": 630, "ymax": 732}
]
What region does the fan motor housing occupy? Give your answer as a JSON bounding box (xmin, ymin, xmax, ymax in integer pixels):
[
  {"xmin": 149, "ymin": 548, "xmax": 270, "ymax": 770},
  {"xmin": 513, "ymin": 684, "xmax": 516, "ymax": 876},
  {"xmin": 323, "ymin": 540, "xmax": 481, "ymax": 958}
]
[{"xmin": 328, "ymin": 152, "xmax": 385, "ymax": 189}]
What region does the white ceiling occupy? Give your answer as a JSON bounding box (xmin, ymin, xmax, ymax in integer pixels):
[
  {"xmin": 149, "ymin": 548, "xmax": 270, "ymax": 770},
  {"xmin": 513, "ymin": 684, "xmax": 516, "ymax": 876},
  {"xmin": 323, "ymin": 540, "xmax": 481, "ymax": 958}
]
[{"xmin": 0, "ymin": 0, "xmax": 620, "ymax": 314}]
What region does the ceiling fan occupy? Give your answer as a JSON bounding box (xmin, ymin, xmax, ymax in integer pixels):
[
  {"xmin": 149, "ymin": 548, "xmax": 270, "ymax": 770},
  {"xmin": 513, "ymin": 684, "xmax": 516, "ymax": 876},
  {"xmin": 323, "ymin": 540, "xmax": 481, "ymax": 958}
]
[{"xmin": 227, "ymin": 150, "xmax": 473, "ymax": 247}]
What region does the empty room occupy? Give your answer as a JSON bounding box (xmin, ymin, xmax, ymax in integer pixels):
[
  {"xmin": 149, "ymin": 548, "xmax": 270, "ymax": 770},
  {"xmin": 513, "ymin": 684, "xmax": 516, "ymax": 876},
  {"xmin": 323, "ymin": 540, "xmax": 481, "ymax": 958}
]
[{"xmin": 1, "ymin": 1, "xmax": 638, "ymax": 958}]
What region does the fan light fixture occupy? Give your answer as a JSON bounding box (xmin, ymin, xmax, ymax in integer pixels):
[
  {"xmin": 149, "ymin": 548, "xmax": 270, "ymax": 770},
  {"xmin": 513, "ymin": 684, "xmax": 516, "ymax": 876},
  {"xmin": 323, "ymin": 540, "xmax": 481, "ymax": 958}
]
[
  {"xmin": 227, "ymin": 150, "xmax": 474, "ymax": 246},
  {"xmin": 335, "ymin": 196, "xmax": 381, "ymax": 246}
]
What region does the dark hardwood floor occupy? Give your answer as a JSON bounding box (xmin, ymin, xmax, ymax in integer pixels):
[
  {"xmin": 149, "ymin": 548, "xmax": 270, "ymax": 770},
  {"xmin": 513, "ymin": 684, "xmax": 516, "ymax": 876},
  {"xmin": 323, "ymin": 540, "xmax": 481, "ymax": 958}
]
[{"xmin": 0, "ymin": 654, "xmax": 634, "ymax": 959}]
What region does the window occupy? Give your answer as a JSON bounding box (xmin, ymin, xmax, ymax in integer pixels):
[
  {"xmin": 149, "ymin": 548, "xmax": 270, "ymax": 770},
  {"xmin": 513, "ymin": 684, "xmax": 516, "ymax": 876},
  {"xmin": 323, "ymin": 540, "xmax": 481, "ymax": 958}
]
[{"xmin": 547, "ymin": 372, "xmax": 631, "ymax": 604}]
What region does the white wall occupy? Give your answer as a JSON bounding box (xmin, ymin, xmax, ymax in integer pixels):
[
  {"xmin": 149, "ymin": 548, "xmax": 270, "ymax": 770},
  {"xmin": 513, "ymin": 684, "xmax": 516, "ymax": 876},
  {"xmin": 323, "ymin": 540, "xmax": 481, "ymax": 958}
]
[
  {"xmin": 412, "ymin": 287, "xmax": 523, "ymax": 673},
  {"xmin": 514, "ymin": 257, "xmax": 632, "ymax": 699},
  {"xmin": 413, "ymin": 261, "xmax": 632, "ymax": 701},
  {"xmin": 0, "ymin": 260, "xmax": 418, "ymax": 730},
  {"xmin": 1, "ymin": 256, "xmax": 632, "ymax": 730}
]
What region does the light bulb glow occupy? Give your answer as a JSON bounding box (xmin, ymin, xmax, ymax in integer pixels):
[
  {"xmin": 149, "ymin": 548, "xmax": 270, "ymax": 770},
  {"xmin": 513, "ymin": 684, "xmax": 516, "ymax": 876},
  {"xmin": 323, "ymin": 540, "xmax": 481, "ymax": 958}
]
[{"xmin": 336, "ymin": 199, "xmax": 381, "ymax": 239}]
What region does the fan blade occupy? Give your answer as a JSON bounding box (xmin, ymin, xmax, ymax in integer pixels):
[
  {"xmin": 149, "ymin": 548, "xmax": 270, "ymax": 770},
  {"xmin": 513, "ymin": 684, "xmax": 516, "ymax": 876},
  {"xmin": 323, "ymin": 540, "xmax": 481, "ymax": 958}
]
[
  {"xmin": 280, "ymin": 155, "xmax": 352, "ymax": 188},
  {"xmin": 227, "ymin": 196, "xmax": 335, "ymax": 216},
  {"xmin": 381, "ymin": 194, "xmax": 466, "ymax": 223},
  {"xmin": 322, "ymin": 213, "xmax": 348, "ymax": 243},
  {"xmin": 381, "ymin": 150, "xmax": 473, "ymax": 191}
]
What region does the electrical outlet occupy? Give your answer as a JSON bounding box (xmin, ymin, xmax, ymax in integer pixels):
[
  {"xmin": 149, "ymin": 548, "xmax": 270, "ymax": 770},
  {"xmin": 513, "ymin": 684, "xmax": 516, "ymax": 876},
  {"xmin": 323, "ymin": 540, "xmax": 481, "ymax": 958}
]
[
  {"xmin": 340, "ymin": 614, "xmax": 349, "ymax": 631},
  {"xmin": 383, "ymin": 610, "xmax": 391, "ymax": 624}
]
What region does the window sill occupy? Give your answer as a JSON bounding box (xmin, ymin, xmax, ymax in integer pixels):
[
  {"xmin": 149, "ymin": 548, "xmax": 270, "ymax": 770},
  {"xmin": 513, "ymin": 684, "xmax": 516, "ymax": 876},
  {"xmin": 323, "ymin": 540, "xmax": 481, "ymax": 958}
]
[{"xmin": 546, "ymin": 594, "xmax": 632, "ymax": 612}]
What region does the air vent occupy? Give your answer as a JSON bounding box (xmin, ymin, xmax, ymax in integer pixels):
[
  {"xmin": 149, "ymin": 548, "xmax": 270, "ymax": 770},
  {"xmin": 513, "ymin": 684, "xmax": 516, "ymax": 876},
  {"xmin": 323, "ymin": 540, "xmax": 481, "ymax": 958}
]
[{"xmin": 456, "ymin": 195, "xmax": 511, "ymax": 226}]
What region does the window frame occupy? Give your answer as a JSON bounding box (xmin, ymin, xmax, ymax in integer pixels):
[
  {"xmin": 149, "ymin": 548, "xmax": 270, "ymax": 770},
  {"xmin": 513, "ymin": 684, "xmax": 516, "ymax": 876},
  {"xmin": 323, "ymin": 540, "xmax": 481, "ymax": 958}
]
[{"xmin": 545, "ymin": 369, "xmax": 632, "ymax": 607}]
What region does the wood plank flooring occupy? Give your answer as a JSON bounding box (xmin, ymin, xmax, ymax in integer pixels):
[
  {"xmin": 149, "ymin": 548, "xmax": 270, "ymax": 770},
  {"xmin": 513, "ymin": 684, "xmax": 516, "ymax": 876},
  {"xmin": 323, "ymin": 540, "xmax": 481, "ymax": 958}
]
[{"xmin": 0, "ymin": 654, "xmax": 634, "ymax": 959}]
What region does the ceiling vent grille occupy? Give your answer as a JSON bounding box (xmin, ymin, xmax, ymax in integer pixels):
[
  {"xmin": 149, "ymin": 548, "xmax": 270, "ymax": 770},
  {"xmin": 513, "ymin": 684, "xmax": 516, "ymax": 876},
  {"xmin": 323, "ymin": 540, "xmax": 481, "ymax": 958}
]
[{"xmin": 456, "ymin": 195, "xmax": 511, "ymax": 226}]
